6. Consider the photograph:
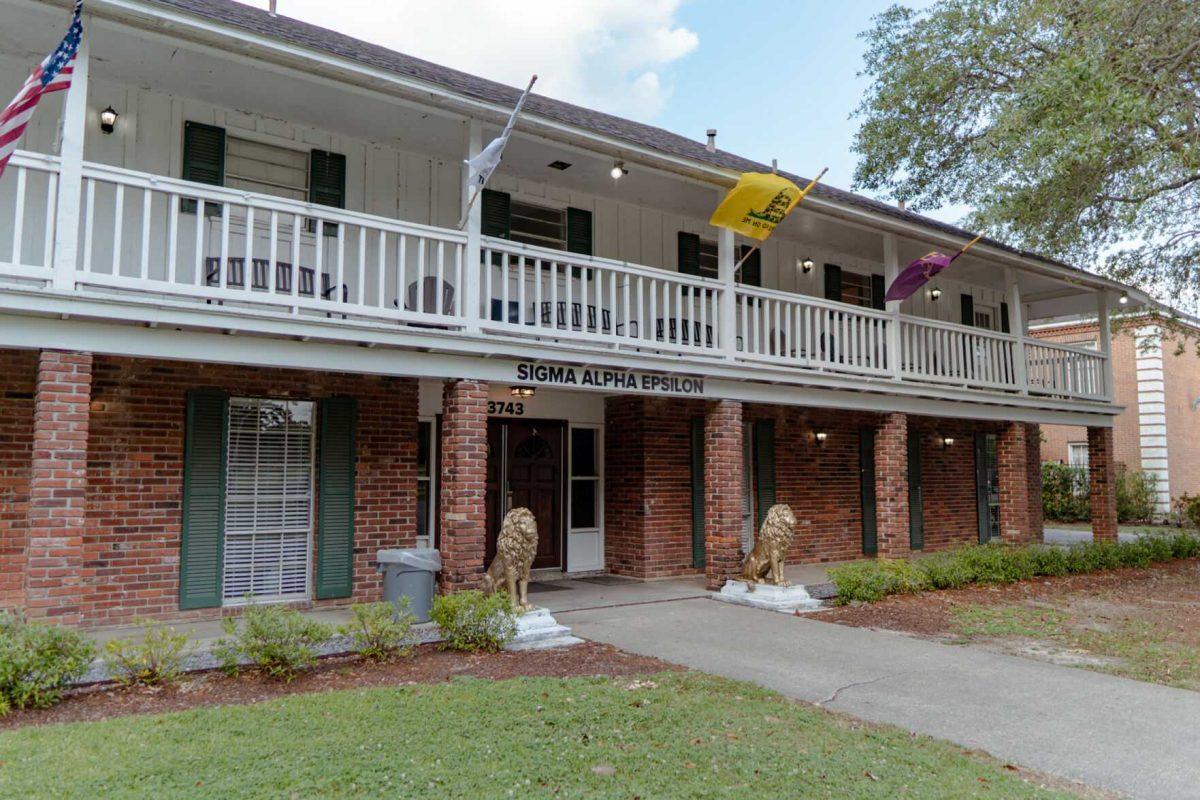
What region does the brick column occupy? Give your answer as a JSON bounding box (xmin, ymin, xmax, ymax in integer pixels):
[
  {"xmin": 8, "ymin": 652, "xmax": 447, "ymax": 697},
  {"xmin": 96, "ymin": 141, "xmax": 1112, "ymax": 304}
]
[
  {"xmin": 438, "ymin": 379, "xmax": 489, "ymax": 590},
  {"xmin": 874, "ymin": 412, "xmax": 910, "ymax": 558},
  {"xmin": 997, "ymin": 422, "xmax": 1034, "ymax": 543},
  {"xmin": 25, "ymin": 351, "xmax": 92, "ymax": 623},
  {"xmin": 1088, "ymin": 425, "xmax": 1118, "ymax": 542},
  {"xmin": 704, "ymin": 399, "xmax": 743, "ymax": 590}
]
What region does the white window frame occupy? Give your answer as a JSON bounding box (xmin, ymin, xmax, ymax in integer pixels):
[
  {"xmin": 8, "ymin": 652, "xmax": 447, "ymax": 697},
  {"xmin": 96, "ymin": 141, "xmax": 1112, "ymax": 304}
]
[
  {"xmin": 567, "ymin": 423, "xmax": 603, "ymax": 535},
  {"xmin": 1068, "ymin": 442, "xmax": 1089, "ymax": 470},
  {"xmin": 416, "ymin": 416, "xmax": 438, "ymax": 549}
]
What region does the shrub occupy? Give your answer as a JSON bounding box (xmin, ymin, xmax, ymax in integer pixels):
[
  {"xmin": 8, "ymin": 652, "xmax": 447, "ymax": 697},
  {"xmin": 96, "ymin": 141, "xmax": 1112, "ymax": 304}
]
[
  {"xmin": 338, "ymin": 599, "xmax": 415, "ymax": 662},
  {"xmin": 919, "ymin": 553, "xmax": 976, "ymax": 590},
  {"xmin": 1116, "ymin": 470, "xmax": 1158, "ymax": 523},
  {"xmin": 955, "ymin": 544, "xmax": 1035, "ymax": 584},
  {"xmin": 212, "ymin": 603, "xmax": 334, "ymax": 682},
  {"xmin": 105, "ymin": 620, "xmax": 190, "ymax": 687},
  {"xmin": 1041, "ymin": 462, "xmax": 1089, "ymax": 521},
  {"xmin": 828, "ymin": 559, "xmax": 929, "ymax": 604},
  {"xmin": 0, "ymin": 613, "xmax": 96, "ymax": 713},
  {"xmin": 1175, "ymin": 494, "xmax": 1200, "ymax": 530},
  {"xmin": 429, "ymin": 590, "xmax": 517, "ymax": 652}
]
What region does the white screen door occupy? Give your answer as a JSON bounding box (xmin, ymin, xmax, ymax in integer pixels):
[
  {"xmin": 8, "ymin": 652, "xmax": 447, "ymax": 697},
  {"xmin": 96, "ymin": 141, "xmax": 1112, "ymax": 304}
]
[{"xmin": 223, "ymin": 398, "xmax": 315, "ymax": 604}]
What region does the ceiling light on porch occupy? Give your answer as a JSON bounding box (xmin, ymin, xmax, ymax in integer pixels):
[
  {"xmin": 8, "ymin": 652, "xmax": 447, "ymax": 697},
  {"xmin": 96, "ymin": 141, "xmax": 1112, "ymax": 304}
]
[
  {"xmin": 814, "ymin": 431, "xmax": 828, "ymax": 446},
  {"xmin": 610, "ymin": 160, "xmax": 628, "ymax": 180},
  {"xmin": 99, "ymin": 106, "xmax": 118, "ymax": 134},
  {"xmin": 1118, "ymin": 292, "xmax": 1129, "ymax": 305},
  {"xmin": 942, "ymin": 436, "xmax": 956, "ymax": 447},
  {"xmin": 510, "ymin": 386, "xmax": 536, "ymax": 399},
  {"xmin": 930, "ymin": 286, "xmax": 942, "ymax": 301},
  {"xmin": 798, "ymin": 257, "xmax": 814, "ymax": 273}
]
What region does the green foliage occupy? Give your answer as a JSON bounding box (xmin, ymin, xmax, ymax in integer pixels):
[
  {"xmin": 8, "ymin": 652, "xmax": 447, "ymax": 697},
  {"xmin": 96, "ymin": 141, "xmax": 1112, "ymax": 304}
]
[
  {"xmin": 831, "ymin": 532, "xmax": 1200, "ymax": 604},
  {"xmin": 0, "ymin": 612, "xmax": 95, "ymax": 713},
  {"xmin": 429, "ymin": 590, "xmax": 517, "ymax": 652},
  {"xmin": 852, "ymin": 0, "xmax": 1200, "ymax": 308},
  {"xmin": 337, "ymin": 600, "xmax": 415, "ymax": 662},
  {"xmin": 1041, "ymin": 462, "xmax": 1089, "ymax": 522},
  {"xmin": 1116, "ymin": 470, "xmax": 1158, "ymax": 524},
  {"xmin": 1175, "ymin": 494, "xmax": 1200, "ymax": 530},
  {"xmin": 211, "ymin": 603, "xmax": 334, "ymax": 682},
  {"xmin": 105, "ymin": 620, "xmax": 189, "ymax": 687}
]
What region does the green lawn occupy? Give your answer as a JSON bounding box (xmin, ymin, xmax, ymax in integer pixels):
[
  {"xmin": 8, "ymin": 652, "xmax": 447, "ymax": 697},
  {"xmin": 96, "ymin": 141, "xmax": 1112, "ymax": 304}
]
[{"xmin": 0, "ymin": 672, "xmax": 1069, "ymax": 799}]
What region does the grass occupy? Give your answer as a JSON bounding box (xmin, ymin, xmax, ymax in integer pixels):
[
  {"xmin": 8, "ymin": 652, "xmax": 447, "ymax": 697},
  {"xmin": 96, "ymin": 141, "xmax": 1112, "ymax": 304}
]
[
  {"xmin": 951, "ymin": 604, "xmax": 1200, "ymax": 691},
  {"xmin": 0, "ymin": 672, "xmax": 1072, "ymax": 799}
]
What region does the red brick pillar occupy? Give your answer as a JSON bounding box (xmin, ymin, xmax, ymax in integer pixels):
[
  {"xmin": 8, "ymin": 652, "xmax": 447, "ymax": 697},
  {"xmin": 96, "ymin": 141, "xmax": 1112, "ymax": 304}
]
[
  {"xmin": 874, "ymin": 412, "xmax": 910, "ymax": 558},
  {"xmin": 438, "ymin": 380, "xmax": 489, "ymax": 590},
  {"xmin": 25, "ymin": 351, "xmax": 92, "ymax": 624},
  {"xmin": 1088, "ymin": 426, "xmax": 1118, "ymax": 542},
  {"xmin": 997, "ymin": 422, "xmax": 1034, "ymax": 543},
  {"xmin": 704, "ymin": 399, "xmax": 743, "ymax": 590}
]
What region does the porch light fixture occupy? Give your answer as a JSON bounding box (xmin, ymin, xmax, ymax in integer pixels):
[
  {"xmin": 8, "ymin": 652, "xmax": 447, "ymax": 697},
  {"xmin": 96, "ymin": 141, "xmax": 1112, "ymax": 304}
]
[
  {"xmin": 510, "ymin": 386, "xmax": 536, "ymax": 399},
  {"xmin": 610, "ymin": 160, "xmax": 628, "ymax": 180},
  {"xmin": 942, "ymin": 436, "xmax": 956, "ymax": 447},
  {"xmin": 814, "ymin": 431, "xmax": 828, "ymax": 446},
  {"xmin": 798, "ymin": 257, "xmax": 814, "ymax": 274},
  {"xmin": 930, "ymin": 286, "xmax": 942, "ymax": 301},
  {"xmin": 1118, "ymin": 292, "xmax": 1129, "ymax": 305},
  {"xmin": 99, "ymin": 106, "xmax": 118, "ymax": 134}
]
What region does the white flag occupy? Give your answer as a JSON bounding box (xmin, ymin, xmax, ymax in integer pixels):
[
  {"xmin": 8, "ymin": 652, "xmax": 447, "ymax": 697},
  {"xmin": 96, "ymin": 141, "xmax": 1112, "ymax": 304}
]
[{"xmin": 466, "ymin": 74, "xmax": 536, "ymax": 191}]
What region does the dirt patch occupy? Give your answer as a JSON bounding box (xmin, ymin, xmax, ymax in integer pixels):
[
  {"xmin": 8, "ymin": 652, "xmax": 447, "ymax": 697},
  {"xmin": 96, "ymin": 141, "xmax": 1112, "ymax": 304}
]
[
  {"xmin": 0, "ymin": 642, "xmax": 681, "ymax": 730},
  {"xmin": 813, "ymin": 559, "xmax": 1200, "ymax": 690}
]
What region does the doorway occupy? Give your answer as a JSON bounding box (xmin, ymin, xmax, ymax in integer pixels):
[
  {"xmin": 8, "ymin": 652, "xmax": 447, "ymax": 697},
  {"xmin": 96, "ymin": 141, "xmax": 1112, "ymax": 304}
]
[
  {"xmin": 486, "ymin": 419, "xmax": 565, "ymax": 570},
  {"xmin": 975, "ymin": 432, "xmax": 1000, "ymax": 542}
]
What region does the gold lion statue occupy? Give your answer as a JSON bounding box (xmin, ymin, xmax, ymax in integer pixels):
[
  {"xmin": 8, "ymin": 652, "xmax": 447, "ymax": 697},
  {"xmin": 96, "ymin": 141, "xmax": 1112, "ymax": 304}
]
[
  {"xmin": 481, "ymin": 507, "xmax": 538, "ymax": 611},
  {"xmin": 740, "ymin": 503, "xmax": 797, "ymax": 588}
]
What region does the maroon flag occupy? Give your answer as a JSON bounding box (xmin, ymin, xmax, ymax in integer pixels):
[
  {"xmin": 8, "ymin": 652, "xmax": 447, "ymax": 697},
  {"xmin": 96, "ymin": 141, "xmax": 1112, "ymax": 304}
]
[{"xmin": 885, "ymin": 235, "xmax": 982, "ymax": 302}]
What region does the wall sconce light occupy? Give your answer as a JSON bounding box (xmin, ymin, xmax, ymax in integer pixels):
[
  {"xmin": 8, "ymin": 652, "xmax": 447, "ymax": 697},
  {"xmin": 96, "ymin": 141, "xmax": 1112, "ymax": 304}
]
[
  {"xmin": 1118, "ymin": 292, "xmax": 1129, "ymax": 306},
  {"xmin": 610, "ymin": 160, "xmax": 628, "ymax": 180},
  {"xmin": 510, "ymin": 386, "xmax": 536, "ymax": 399},
  {"xmin": 798, "ymin": 257, "xmax": 814, "ymax": 274},
  {"xmin": 814, "ymin": 431, "xmax": 828, "ymax": 446},
  {"xmin": 930, "ymin": 286, "xmax": 942, "ymax": 301},
  {"xmin": 99, "ymin": 106, "xmax": 118, "ymax": 134},
  {"xmin": 942, "ymin": 436, "xmax": 956, "ymax": 447}
]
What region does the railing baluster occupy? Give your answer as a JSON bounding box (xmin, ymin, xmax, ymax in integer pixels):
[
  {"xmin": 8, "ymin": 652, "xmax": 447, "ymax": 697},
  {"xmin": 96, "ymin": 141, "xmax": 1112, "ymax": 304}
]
[
  {"xmin": 335, "ymin": 223, "xmax": 345, "ymax": 305},
  {"xmin": 397, "ymin": 234, "xmax": 407, "ymax": 314},
  {"xmin": 11, "ymin": 167, "xmax": 25, "ymax": 265},
  {"xmin": 42, "ymin": 171, "xmax": 57, "ymax": 271},
  {"xmin": 192, "ymin": 199, "xmax": 204, "ymax": 286},
  {"xmin": 243, "ymin": 205, "xmax": 255, "ymax": 293},
  {"xmin": 435, "ymin": 239, "xmax": 445, "ymax": 315},
  {"xmin": 534, "ymin": 258, "xmax": 543, "ymax": 329},
  {"xmin": 167, "ymin": 193, "xmax": 179, "ymax": 284},
  {"xmin": 83, "ymin": 179, "xmax": 97, "ymax": 274},
  {"xmin": 290, "ymin": 213, "xmax": 301, "ymax": 305},
  {"xmin": 219, "ymin": 200, "xmax": 230, "ymax": 289},
  {"xmin": 111, "ymin": 183, "xmax": 124, "ymax": 276},
  {"xmin": 357, "ymin": 226, "xmax": 366, "ymax": 306},
  {"xmin": 268, "ymin": 211, "xmax": 279, "ymax": 294},
  {"xmin": 517, "ymin": 254, "xmax": 526, "ymax": 326}
]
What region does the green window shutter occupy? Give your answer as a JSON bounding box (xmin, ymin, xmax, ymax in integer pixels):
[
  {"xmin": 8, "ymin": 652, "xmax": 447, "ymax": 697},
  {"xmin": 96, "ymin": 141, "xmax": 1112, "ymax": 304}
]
[
  {"xmin": 181, "ymin": 122, "xmax": 225, "ymax": 217},
  {"xmin": 859, "ymin": 426, "xmax": 878, "ymax": 556},
  {"xmin": 871, "ymin": 274, "xmax": 886, "ymax": 310},
  {"xmin": 316, "ymin": 396, "xmax": 357, "ymax": 600},
  {"xmin": 678, "ymin": 232, "xmax": 701, "ymax": 276},
  {"xmin": 960, "ymin": 293, "xmax": 975, "ymax": 326},
  {"xmin": 738, "ymin": 245, "xmax": 762, "ymax": 287},
  {"xmin": 824, "ymin": 263, "xmax": 842, "ymax": 302},
  {"xmin": 481, "ymin": 189, "xmax": 511, "ymax": 239},
  {"xmin": 753, "ymin": 419, "xmax": 776, "ymax": 528},
  {"xmin": 567, "ymin": 207, "xmax": 593, "ymax": 255},
  {"xmin": 1000, "ymin": 302, "xmax": 1011, "ymax": 333},
  {"xmin": 179, "ymin": 389, "xmax": 228, "ymax": 610},
  {"xmin": 690, "ymin": 417, "xmax": 706, "ymax": 569},
  {"xmin": 309, "ymin": 150, "xmax": 347, "ymax": 209},
  {"xmin": 908, "ymin": 427, "xmax": 924, "ymax": 550}
]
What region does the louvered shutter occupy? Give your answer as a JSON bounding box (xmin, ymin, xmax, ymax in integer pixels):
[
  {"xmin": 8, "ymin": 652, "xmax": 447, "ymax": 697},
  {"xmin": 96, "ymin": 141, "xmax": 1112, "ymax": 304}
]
[
  {"xmin": 738, "ymin": 245, "xmax": 762, "ymax": 287},
  {"xmin": 316, "ymin": 397, "xmax": 357, "ymax": 599},
  {"xmin": 678, "ymin": 232, "xmax": 701, "ymax": 276},
  {"xmin": 690, "ymin": 417, "xmax": 705, "ymax": 569},
  {"xmin": 1000, "ymin": 302, "xmax": 1011, "ymax": 333},
  {"xmin": 181, "ymin": 121, "xmax": 225, "ymax": 217},
  {"xmin": 961, "ymin": 293, "xmax": 975, "ymax": 326},
  {"xmin": 179, "ymin": 389, "xmax": 228, "ymax": 610},
  {"xmin": 567, "ymin": 207, "xmax": 593, "ymax": 255},
  {"xmin": 859, "ymin": 426, "xmax": 878, "ymax": 556},
  {"xmin": 481, "ymin": 189, "xmax": 511, "ymax": 239},
  {"xmin": 309, "ymin": 150, "xmax": 346, "ymax": 237},
  {"xmin": 824, "ymin": 263, "xmax": 842, "ymax": 302},
  {"xmin": 871, "ymin": 274, "xmax": 886, "ymax": 310},
  {"xmin": 754, "ymin": 419, "xmax": 776, "ymax": 528}
]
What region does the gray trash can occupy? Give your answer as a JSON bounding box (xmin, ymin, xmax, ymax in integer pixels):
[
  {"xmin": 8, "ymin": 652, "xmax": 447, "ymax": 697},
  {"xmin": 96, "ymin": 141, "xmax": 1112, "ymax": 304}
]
[{"xmin": 377, "ymin": 548, "xmax": 442, "ymax": 623}]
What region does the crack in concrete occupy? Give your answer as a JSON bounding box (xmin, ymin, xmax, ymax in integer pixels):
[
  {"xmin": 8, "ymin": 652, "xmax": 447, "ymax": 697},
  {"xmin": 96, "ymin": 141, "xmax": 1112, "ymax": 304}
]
[{"xmin": 815, "ymin": 674, "xmax": 895, "ymax": 707}]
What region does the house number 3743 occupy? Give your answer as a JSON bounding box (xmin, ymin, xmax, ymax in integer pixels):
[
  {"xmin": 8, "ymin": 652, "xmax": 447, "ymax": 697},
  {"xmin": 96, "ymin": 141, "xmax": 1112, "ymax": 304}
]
[{"xmin": 487, "ymin": 401, "xmax": 525, "ymax": 416}]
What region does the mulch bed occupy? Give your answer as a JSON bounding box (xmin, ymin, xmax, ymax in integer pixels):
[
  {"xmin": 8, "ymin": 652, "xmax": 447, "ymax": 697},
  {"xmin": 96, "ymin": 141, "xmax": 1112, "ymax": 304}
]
[
  {"xmin": 0, "ymin": 642, "xmax": 682, "ymax": 731},
  {"xmin": 810, "ymin": 558, "xmax": 1200, "ymax": 637}
]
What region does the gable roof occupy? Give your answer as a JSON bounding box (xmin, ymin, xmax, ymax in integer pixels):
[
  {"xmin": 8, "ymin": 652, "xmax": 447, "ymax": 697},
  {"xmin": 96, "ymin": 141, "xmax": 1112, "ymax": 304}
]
[{"xmin": 137, "ymin": 0, "xmax": 1098, "ymax": 277}]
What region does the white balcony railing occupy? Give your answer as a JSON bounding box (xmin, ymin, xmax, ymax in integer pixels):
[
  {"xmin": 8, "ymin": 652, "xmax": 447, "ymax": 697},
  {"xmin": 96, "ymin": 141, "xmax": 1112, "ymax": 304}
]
[{"xmin": 0, "ymin": 152, "xmax": 1113, "ymax": 404}]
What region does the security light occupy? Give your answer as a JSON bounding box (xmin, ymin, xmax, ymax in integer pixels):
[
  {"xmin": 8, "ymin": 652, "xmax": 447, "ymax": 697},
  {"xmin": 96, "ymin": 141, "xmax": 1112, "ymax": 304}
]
[
  {"xmin": 942, "ymin": 436, "xmax": 956, "ymax": 447},
  {"xmin": 610, "ymin": 160, "xmax": 627, "ymax": 180},
  {"xmin": 930, "ymin": 287, "xmax": 942, "ymax": 301},
  {"xmin": 814, "ymin": 431, "xmax": 828, "ymax": 446},
  {"xmin": 1118, "ymin": 292, "xmax": 1129, "ymax": 305},
  {"xmin": 99, "ymin": 106, "xmax": 118, "ymax": 134},
  {"xmin": 799, "ymin": 257, "xmax": 814, "ymax": 273}
]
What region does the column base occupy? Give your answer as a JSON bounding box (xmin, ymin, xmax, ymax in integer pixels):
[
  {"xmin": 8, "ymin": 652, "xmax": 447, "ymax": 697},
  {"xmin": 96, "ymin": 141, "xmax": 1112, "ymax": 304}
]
[
  {"xmin": 711, "ymin": 580, "xmax": 824, "ymax": 614},
  {"xmin": 504, "ymin": 608, "xmax": 584, "ymax": 651}
]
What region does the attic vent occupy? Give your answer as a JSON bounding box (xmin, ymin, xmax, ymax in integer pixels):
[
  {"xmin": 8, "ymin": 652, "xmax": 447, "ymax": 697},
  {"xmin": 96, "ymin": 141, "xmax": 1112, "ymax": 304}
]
[{"xmin": 548, "ymin": 160, "xmax": 572, "ymax": 171}]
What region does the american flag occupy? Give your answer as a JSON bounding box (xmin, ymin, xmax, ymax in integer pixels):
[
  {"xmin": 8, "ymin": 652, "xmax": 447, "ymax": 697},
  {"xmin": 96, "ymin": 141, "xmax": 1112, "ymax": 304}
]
[{"xmin": 0, "ymin": 1, "xmax": 84, "ymax": 179}]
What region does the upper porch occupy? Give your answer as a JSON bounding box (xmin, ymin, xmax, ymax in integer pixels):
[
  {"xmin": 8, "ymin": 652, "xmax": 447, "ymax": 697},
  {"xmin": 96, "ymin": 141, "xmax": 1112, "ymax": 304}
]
[{"xmin": 0, "ymin": 0, "xmax": 1140, "ymax": 421}]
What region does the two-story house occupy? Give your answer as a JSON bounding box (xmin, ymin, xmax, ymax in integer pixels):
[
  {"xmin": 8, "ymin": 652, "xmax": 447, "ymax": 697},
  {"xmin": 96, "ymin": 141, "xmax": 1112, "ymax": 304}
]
[{"xmin": 0, "ymin": 0, "xmax": 1147, "ymax": 627}]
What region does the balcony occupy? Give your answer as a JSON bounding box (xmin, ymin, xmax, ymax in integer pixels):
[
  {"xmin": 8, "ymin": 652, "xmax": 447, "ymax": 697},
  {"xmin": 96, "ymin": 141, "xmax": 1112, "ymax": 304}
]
[{"xmin": 0, "ymin": 152, "xmax": 1109, "ymax": 404}]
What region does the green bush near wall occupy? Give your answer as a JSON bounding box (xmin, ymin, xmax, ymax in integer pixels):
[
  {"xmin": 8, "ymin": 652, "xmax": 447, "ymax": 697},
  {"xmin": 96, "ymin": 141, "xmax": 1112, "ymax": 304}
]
[
  {"xmin": 1041, "ymin": 463, "xmax": 1159, "ymax": 524},
  {"xmin": 829, "ymin": 532, "xmax": 1200, "ymax": 604}
]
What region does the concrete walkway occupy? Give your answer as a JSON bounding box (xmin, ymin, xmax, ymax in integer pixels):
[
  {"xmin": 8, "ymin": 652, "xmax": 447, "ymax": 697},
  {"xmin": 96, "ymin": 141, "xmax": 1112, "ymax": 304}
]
[{"xmin": 562, "ymin": 597, "xmax": 1200, "ymax": 800}]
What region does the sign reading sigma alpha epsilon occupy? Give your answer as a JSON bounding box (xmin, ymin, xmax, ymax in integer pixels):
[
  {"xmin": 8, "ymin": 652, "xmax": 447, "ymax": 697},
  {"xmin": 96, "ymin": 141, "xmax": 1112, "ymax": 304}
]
[{"xmin": 516, "ymin": 363, "xmax": 704, "ymax": 396}]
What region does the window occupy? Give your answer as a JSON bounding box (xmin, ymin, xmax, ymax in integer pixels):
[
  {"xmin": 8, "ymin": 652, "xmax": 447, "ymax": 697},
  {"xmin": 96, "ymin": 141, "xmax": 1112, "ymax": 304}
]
[
  {"xmin": 841, "ymin": 270, "xmax": 874, "ymax": 308},
  {"xmin": 222, "ymin": 398, "xmax": 314, "ymax": 604},
  {"xmin": 697, "ymin": 239, "xmax": 719, "ymax": 279},
  {"xmin": 974, "ymin": 305, "xmax": 996, "ymax": 331},
  {"xmin": 225, "ymin": 136, "xmax": 309, "ymax": 201},
  {"xmin": 1068, "ymin": 442, "xmax": 1089, "ymax": 470},
  {"xmin": 416, "ymin": 420, "xmax": 437, "ymax": 547},
  {"xmin": 570, "ymin": 427, "xmax": 600, "ymax": 530},
  {"xmin": 510, "ymin": 200, "xmax": 566, "ymax": 250}
]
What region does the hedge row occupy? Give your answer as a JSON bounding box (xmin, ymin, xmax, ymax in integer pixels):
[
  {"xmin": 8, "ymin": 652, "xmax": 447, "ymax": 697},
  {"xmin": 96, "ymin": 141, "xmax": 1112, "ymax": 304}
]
[{"xmin": 828, "ymin": 532, "xmax": 1200, "ymax": 604}]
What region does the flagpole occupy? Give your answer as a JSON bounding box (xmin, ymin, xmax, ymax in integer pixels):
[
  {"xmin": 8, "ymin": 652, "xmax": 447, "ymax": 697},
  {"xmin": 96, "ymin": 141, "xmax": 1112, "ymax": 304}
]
[{"xmin": 457, "ymin": 73, "xmax": 537, "ymax": 230}]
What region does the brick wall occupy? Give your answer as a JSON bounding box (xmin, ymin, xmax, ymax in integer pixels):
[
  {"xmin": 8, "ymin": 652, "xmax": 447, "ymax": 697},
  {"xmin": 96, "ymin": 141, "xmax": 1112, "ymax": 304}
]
[
  {"xmin": 80, "ymin": 356, "xmax": 418, "ymax": 626},
  {"xmin": 875, "ymin": 412, "xmax": 910, "ymax": 557},
  {"xmin": 438, "ymin": 380, "xmax": 489, "ymax": 590},
  {"xmin": 1161, "ymin": 328, "xmax": 1200, "ymax": 498},
  {"xmin": 0, "ymin": 350, "xmax": 36, "ymax": 610},
  {"xmin": 704, "ymin": 400, "xmax": 743, "ymax": 590},
  {"xmin": 911, "ymin": 416, "xmax": 995, "ymax": 550},
  {"xmin": 1089, "ymin": 425, "xmax": 1118, "ymax": 541}
]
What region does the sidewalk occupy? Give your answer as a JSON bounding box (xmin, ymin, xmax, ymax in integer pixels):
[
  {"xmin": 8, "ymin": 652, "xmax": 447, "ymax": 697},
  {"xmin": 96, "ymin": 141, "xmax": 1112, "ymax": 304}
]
[{"xmin": 563, "ymin": 596, "xmax": 1200, "ymax": 800}]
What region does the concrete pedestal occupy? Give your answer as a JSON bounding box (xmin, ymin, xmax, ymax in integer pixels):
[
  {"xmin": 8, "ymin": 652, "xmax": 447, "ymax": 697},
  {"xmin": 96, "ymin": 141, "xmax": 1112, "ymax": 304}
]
[
  {"xmin": 505, "ymin": 607, "xmax": 584, "ymax": 651},
  {"xmin": 712, "ymin": 580, "xmax": 824, "ymax": 614}
]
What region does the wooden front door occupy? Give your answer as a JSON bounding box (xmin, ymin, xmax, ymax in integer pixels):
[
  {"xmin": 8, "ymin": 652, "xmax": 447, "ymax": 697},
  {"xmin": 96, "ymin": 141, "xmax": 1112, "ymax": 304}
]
[{"xmin": 485, "ymin": 419, "xmax": 564, "ymax": 570}]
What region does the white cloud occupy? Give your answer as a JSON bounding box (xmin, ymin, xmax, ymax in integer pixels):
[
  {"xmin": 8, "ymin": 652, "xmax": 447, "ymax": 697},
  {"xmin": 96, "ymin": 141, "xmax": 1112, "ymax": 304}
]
[{"xmin": 251, "ymin": 0, "xmax": 699, "ymax": 120}]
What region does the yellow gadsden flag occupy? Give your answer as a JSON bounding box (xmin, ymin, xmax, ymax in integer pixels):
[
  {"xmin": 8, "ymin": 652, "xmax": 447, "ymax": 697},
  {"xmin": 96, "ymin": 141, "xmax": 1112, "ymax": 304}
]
[{"xmin": 709, "ymin": 169, "xmax": 826, "ymax": 241}]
